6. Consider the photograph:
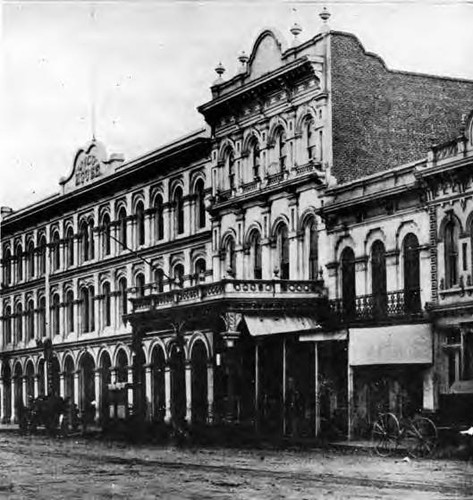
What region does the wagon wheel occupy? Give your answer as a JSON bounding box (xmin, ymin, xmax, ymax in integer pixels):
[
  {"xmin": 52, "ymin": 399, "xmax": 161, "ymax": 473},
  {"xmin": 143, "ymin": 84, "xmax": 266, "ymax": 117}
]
[
  {"xmin": 371, "ymin": 412, "xmax": 400, "ymax": 457},
  {"xmin": 405, "ymin": 416, "xmax": 438, "ymax": 458}
]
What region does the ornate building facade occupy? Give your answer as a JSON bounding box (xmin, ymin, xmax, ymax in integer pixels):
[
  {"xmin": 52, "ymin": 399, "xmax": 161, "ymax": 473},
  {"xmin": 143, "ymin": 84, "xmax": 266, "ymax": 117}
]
[{"xmin": 2, "ymin": 13, "xmax": 473, "ymax": 438}]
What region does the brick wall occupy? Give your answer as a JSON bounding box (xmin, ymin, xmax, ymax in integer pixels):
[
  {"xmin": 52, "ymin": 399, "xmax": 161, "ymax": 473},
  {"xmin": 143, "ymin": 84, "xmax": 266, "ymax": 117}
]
[{"xmin": 330, "ymin": 32, "xmax": 473, "ymax": 183}]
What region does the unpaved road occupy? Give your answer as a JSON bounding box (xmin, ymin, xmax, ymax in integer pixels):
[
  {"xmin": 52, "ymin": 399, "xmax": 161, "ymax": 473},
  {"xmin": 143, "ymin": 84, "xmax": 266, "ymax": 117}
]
[{"xmin": 0, "ymin": 433, "xmax": 471, "ymax": 499}]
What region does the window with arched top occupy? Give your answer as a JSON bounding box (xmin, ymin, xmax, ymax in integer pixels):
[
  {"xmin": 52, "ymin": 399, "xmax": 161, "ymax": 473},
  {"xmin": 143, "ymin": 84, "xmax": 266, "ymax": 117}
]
[
  {"xmin": 403, "ymin": 233, "xmax": 420, "ymax": 313},
  {"xmin": 38, "ymin": 235, "xmax": 47, "ymax": 276},
  {"xmin": 27, "ymin": 241, "xmax": 35, "ymax": 278},
  {"xmin": 81, "ymin": 288, "xmax": 90, "ymax": 334},
  {"xmin": 135, "ymin": 273, "xmax": 145, "ymax": 298},
  {"xmin": 102, "ymin": 214, "xmax": 111, "ymax": 256},
  {"xmin": 341, "ymin": 247, "xmax": 356, "ymax": 319},
  {"xmin": 250, "ymin": 140, "xmax": 261, "ymax": 180},
  {"xmin": 174, "ymin": 187, "xmax": 184, "ymax": 235},
  {"xmin": 15, "ymin": 243, "xmax": 23, "ymax": 282},
  {"xmin": 371, "ymin": 240, "xmax": 387, "ymax": 316},
  {"xmin": 194, "ymin": 258, "xmax": 206, "ymax": 283},
  {"xmin": 118, "ymin": 208, "xmax": 127, "ymax": 250},
  {"xmin": 445, "ymin": 220, "xmax": 459, "ymax": 288},
  {"xmin": 3, "ymin": 247, "xmax": 11, "ymax": 285},
  {"xmin": 249, "ymin": 231, "xmax": 262, "ymax": 279},
  {"xmin": 194, "ymin": 179, "xmax": 206, "ymax": 229},
  {"xmin": 154, "ymin": 268, "xmax": 164, "ymax": 293},
  {"xmin": 304, "ymin": 218, "xmax": 318, "ymax": 280},
  {"xmin": 226, "ymin": 150, "xmax": 235, "ymax": 190},
  {"xmin": 135, "ymin": 201, "xmax": 145, "ymax": 247},
  {"xmin": 102, "ymin": 282, "xmax": 111, "ymax": 328},
  {"xmin": 276, "ymin": 223, "xmax": 290, "ymax": 279},
  {"xmin": 66, "ymin": 290, "xmax": 74, "ymax": 334},
  {"xmin": 65, "ymin": 227, "xmax": 74, "ymax": 268},
  {"xmin": 4, "ymin": 305, "xmax": 12, "ymax": 344},
  {"xmin": 118, "ymin": 278, "xmax": 128, "ymax": 322},
  {"xmin": 38, "ymin": 297, "xmax": 46, "ymax": 338},
  {"xmin": 224, "ymin": 237, "xmax": 236, "ymax": 277},
  {"xmin": 52, "ymin": 294, "xmax": 60, "ymax": 336},
  {"xmin": 15, "ymin": 302, "xmax": 23, "ymax": 343},
  {"xmin": 155, "ymin": 195, "xmax": 164, "ymax": 240},
  {"xmin": 173, "ymin": 263, "xmax": 185, "ymax": 288},
  {"xmin": 80, "ymin": 221, "xmax": 89, "ymax": 263},
  {"xmin": 51, "ymin": 231, "xmax": 60, "ymax": 271},
  {"xmin": 26, "ymin": 299, "xmax": 34, "ymax": 340},
  {"xmin": 303, "ymin": 117, "xmax": 316, "ymax": 162},
  {"xmin": 274, "ymin": 128, "xmax": 287, "ymax": 172}
]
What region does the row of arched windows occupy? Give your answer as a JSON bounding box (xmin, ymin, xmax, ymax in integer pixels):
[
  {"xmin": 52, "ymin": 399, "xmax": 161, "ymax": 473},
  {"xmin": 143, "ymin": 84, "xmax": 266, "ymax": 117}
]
[{"xmin": 2, "ymin": 180, "xmax": 207, "ymax": 284}]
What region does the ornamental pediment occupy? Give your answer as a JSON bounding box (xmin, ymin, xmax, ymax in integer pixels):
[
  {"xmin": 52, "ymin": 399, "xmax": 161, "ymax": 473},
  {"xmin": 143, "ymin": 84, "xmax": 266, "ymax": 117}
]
[
  {"xmin": 59, "ymin": 140, "xmax": 124, "ymax": 194},
  {"xmin": 247, "ymin": 29, "xmax": 286, "ymax": 80}
]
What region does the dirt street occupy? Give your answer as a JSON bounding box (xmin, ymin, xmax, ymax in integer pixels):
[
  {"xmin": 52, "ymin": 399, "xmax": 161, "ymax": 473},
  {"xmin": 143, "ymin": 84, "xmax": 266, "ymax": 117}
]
[{"xmin": 0, "ymin": 433, "xmax": 471, "ymax": 499}]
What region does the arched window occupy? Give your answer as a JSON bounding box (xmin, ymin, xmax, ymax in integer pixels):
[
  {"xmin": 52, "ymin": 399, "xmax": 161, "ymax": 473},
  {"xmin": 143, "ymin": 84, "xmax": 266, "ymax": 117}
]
[
  {"xmin": 226, "ymin": 150, "xmax": 235, "ymax": 190},
  {"xmin": 173, "ymin": 263, "xmax": 184, "ymax": 288},
  {"xmin": 52, "ymin": 294, "xmax": 60, "ymax": 336},
  {"xmin": 27, "ymin": 241, "xmax": 35, "ymax": 278},
  {"xmin": 26, "ymin": 299, "xmax": 35, "ymax": 340},
  {"xmin": 15, "ymin": 302, "xmax": 23, "ymax": 343},
  {"xmin": 89, "ymin": 221, "xmax": 95, "ymax": 260},
  {"xmin": 341, "ymin": 247, "xmax": 356, "ymax": 319},
  {"xmin": 275, "ymin": 127, "xmax": 287, "ymax": 172},
  {"xmin": 103, "ymin": 282, "xmax": 111, "ymax": 327},
  {"xmin": 102, "ymin": 214, "xmax": 111, "ymax": 256},
  {"xmin": 174, "ymin": 187, "xmax": 184, "ymax": 235},
  {"xmin": 3, "ymin": 247, "xmax": 11, "ymax": 285},
  {"xmin": 403, "ymin": 233, "xmax": 420, "ymax": 313},
  {"xmin": 250, "ymin": 139, "xmax": 260, "ymax": 180},
  {"xmin": 445, "ymin": 220, "xmax": 459, "ymax": 288},
  {"xmin": 4, "ymin": 305, "xmax": 12, "ymax": 344},
  {"xmin": 155, "ymin": 195, "xmax": 164, "ymax": 240},
  {"xmin": 277, "ymin": 223, "xmax": 290, "ymax": 279},
  {"xmin": 65, "ymin": 227, "xmax": 74, "ymax": 267},
  {"xmin": 81, "ymin": 288, "xmax": 90, "ymax": 333},
  {"xmin": 194, "ymin": 258, "xmax": 206, "ymax": 283},
  {"xmin": 15, "ymin": 243, "xmax": 23, "ymax": 282},
  {"xmin": 118, "ymin": 208, "xmax": 127, "ymax": 250},
  {"xmin": 80, "ymin": 221, "xmax": 89, "ymax": 263},
  {"xmin": 371, "ymin": 240, "xmax": 387, "ymax": 316},
  {"xmin": 118, "ymin": 278, "xmax": 128, "ymax": 322},
  {"xmin": 195, "ymin": 180, "xmax": 206, "ymax": 229},
  {"xmin": 66, "ymin": 290, "xmax": 74, "ymax": 334},
  {"xmin": 154, "ymin": 268, "xmax": 164, "ymax": 293},
  {"xmin": 51, "ymin": 231, "xmax": 60, "ymax": 271},
  {"xmin": 304, "ymin": 218, "xmax": 318, "ymax": 279},
  {"xmin": 303, "ymin": 117, "xmax": 316, "ymax": 162},
  {"xmin": 249, "ymin": 231, "xmax": 262, "ymax": 279},
  {"xmin": 38, "ymin": 235, "xmax": 47, "ymax": 276},
  {"xmin": 135, "ymin": 273, "xmax": 145, "ymax": 298},
  {"xmin": 135, "ymin": 201, "xmax": 145, "ymax": 247},
  {"xmin": 89, "ymin": 286, "xmax": 95, "ymax": 332},
  {"xmin": 38, "ymin": 296, "xmax": 46, "ymax": 338},
  {"xmin": 224, "ymin": 237, "xmax": 236, "ymax": 277}
]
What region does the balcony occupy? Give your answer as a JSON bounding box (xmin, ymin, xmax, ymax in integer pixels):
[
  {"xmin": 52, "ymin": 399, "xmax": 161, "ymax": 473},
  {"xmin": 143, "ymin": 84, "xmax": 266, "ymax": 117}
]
[
  {"xmin": 330, "ymin": 289, "xmax": 422, "ymax": 324},
  {"xmin": 129, "ymin": 278, "xmax": 326, "ymax": 315}
]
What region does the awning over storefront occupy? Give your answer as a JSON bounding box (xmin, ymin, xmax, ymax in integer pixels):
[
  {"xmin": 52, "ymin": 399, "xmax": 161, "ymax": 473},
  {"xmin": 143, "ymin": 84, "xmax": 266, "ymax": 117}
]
[
  {"xmin": 450, "ymin": 380, "xmax": 473, "ymax": 394},
  {"xmin": 299, "ymin": 330, "xmax": 348, "ymax": 342},
  {"xmin": 349, "ymin": 324, "xmax": 432, "ymax": 366},
  {"xmin": 244, "ymin": 315, "xmax": 322, "ymax": 337}
]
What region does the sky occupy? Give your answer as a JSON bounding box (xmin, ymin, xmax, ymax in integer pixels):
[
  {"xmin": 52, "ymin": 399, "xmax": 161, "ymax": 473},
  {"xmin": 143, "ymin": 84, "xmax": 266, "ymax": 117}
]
[{"xmin": 1, "ymin": 0, "xmax": 473, "ymax": 210}]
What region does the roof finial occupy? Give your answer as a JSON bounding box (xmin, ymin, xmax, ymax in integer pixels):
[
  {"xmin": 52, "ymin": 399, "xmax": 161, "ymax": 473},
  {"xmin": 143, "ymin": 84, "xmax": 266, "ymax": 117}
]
[
  {"xmin": 238, "ymin": 51, "xmax": 249, "ymax": 74},
  {"xmin": 290, "ymin": 22, "xmax": 302, "ymax": 47},
  {"xmin": 319, "ymin": 6, "xmax": 331, "ymax": 33},
  {"xmin": 214, "ymin": 61, "xmax": 226, "ymax": 85}
]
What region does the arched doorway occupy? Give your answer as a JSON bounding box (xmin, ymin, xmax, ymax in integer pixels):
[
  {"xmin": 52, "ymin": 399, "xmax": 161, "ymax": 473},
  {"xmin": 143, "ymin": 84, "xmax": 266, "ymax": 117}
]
[
  {"xmin": 2, "ymin": 364, "xmax": 11, "ymax": 422},
  {"xmin": 151, "ymin": 345, "xmax": 165, "ymax": 422},
  {"xmin": 99, "ymin": 352, "xmax": 112, "ymax": 423},
  {"xmin": 14, "ymin": 363, "xmax": 23, "ymax": 413},
  {"xmin": 169, "ymin": 343, "xmax": 186, "ymax": 423},
  {"xmin": 38, "ymin": 359, "xmax": 46, "ymax": 396},
  {"xmin": 116, "ymin": 349, "xmax": 128, "ymax": 383},
  {"xmin": 64, "ymin": 356, "xmax": 75, "ymax": 403},
  {"xmin": 50, "ymin": 357, "xmax": 60, "ymax": 396},
  {"xmin": 25, "ymin": 361, "xmax": 35, "ymax": 402},
  {"xmin": 191, "ymin": 341, "xmax": 208, "ymax": 425},
  {"xmin": 132, "ymin": 346, "xmax": 146, "ymax": 418},
  {"xmin": 79, "ymin": 352, "xmax": 95, "ymax": 413}
]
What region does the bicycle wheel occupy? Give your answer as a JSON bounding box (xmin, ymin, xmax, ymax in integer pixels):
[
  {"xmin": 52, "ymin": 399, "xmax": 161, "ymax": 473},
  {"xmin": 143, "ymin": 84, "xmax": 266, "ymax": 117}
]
[
  {"xmin": 371, "ymin": 412, "xmax": 400, "ymax": 457},
  {"xmin": 405, "ymin": 416, "xmax": 438, "ymax": 458}
]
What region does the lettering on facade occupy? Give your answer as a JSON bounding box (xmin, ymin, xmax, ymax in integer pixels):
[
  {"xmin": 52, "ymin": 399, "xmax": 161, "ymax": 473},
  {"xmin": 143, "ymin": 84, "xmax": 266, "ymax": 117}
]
[{"xmin": 75, "ymin": 154, "xmax": 102, "ymax": 187}]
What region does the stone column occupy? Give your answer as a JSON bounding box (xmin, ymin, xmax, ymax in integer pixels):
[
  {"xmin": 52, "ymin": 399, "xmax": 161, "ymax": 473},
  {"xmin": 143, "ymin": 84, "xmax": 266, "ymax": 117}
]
[
  {"xmin": 163, "ymin": 203, "xmax": 172, "ymax": 242},
  {"xmin": 94, "ymin": 369, "xmax": 100, "ymax": 423},
  {"xmin": 207, "ymin": 362, "xmax": 214, "ymax": 425},
  {"xmin": 10, "ymin": 377, "xmax": 16, "ymax": 423},
  {"xmin": 164, "ymin": 363, "xmax": 171, "ymax": 423},
  {"xmin": 261, "ymin": 239, "xmax": 271, "ymax": 280},
  {"xmin": 59, "ymin": 372, "xmax": 65, "ymax": 399},
  {"xmin": 144, "ymin": 211, "xmax": 153, "ymax": 247},
  {"xmin": 34, "ymin": 374, "xmax": 39, "ymax": 399},
  {"xmin": 423, "ymin": 366, "xmax": 437, "ymax": 412},
  {"xmin": 145, "ymin": 364, "xmax": 152, "ymax": 421},
  {"xmin": 22, "ymin": 376, "xmax": 27, "ymax": 407},
  {"xmin": 185, "ymin": 361, "xmax": 192, "ymax": 423},
  {"xmin": 93, "ymin": 273, "xmax": 100, "ymax": 333},
  {"xmin": 127, "ymin": 367, "xmax": 133, "ymax": 412},
  {"xmin": 347, "ymin": 364, "xmax": 354, "ymax": 441},
  {"xmin": 0, "ymin": 379, "xmax": 4, "ymax": 422},
  {"xmin": 73, "ymin": 371, "xmax": 80, "ymax": 408}
]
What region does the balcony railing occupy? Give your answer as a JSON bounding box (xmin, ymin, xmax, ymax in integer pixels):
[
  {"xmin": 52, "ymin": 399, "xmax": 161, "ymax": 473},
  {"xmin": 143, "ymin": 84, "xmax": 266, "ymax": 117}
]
[
  {"xmin": 130, "ymin": 278, "xmax": 325, "ymax": 314},
  {"xmin": 330, "ymin": 289, "xmax": 422, "ymax": 323}
]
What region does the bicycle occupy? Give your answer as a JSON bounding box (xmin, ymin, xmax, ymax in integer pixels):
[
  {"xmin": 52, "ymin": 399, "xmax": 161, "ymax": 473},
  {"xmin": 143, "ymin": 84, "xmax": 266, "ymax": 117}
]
[{"xmin": 371, "ymin": 412, "xmax": 438, "ymax": 458}]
